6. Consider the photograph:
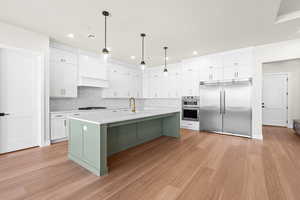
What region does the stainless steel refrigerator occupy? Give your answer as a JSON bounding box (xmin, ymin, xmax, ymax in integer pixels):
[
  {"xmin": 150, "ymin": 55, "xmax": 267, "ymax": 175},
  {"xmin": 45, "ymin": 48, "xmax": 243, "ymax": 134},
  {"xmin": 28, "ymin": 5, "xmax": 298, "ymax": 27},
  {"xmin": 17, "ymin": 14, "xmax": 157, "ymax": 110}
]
[{"xmin": 199, "ymin": 78, "xmax": 252, "ymax": 137}]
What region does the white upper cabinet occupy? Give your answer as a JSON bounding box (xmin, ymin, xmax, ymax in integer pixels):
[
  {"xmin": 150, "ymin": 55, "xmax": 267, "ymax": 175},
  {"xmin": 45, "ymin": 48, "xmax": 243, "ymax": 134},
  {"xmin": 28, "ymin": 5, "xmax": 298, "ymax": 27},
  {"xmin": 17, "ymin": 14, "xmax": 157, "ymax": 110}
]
[
  {"xmin": 102, "ymin": 64, "xmax": 142, "ymax": 98},
  {"xmin": 222, "ymin": 48, "xmax": 254, "ymax": 80},
  {"xmin": 50, "ymin": 48, "xmax": 77, "ymax": 65},
  {"xmin": 148, "ymin": 67, "xmax": 163, "ymax": 98},
  {"xmin": 78, "ymin": 51, "xmax": 108, "ymax": 88},
  {"xmin": 199, "ymin": 55, "xmax": 223, "ymax": 81},
  {"xmin": 181, "ymin": 62, "xmax": 200, "ymax": 96},
  {"xmin": 142, "ymin": 70, "xmax": 150, "ymax": 98},
  {"xmin": 50, "ymin": 48, "xmax": 78, "ymax": 98},
  {"xmin": 167, "ymin": 64, "xmax": 182, "ymax": 98},
  {"xmin": 144, "ymin": 66, "xmax": 181, "ymax": 99}
]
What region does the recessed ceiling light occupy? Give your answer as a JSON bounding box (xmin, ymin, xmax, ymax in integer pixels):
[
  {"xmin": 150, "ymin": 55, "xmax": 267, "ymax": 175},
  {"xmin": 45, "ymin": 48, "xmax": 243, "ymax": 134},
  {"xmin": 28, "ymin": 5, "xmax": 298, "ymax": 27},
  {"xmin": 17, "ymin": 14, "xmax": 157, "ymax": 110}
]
[
  {"xmin": 67, "ymin": 33, "xmax": 74, "ymax": 38},
  {"xmin": 130, "ymin": 56, "xmax": 136, "ymax": 60},
  {"xmin": 193, "ymin": 51, "xmax": 198, "ymax": 55},
  {"xmin": 88, "ymin": 34, "xmax": 96, "ymax": 39}
]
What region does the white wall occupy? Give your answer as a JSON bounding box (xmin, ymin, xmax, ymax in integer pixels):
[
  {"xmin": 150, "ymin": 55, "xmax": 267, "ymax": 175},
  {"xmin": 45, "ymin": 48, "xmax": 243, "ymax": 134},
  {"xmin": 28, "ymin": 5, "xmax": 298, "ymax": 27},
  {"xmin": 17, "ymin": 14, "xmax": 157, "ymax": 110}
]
[
  {"xmin": 262, "ymin": 59, "xmax": 300, "ymax": 127},
  {"xmin": 253, "ymin": 39, "xmax": 300, "ymax": 139},
  {"xmin": 0, "ymin": 21, "xmax": 50, "ymax": 146}
]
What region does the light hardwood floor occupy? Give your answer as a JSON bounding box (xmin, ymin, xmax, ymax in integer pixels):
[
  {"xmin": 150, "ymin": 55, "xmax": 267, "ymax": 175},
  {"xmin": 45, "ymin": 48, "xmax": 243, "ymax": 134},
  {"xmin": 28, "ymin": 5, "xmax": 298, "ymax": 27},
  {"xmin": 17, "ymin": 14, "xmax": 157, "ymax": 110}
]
[{"xmin": 1, "ymin": 127, "xmax": 300, "ymax": 200}]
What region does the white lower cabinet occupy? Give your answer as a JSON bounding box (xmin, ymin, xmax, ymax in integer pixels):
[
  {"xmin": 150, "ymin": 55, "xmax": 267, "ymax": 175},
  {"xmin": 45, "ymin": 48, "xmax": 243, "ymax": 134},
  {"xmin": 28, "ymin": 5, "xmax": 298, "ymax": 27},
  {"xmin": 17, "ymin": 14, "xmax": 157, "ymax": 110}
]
[
  {"xmin": 50, "ymin": 113, "xmax": 67, "ymax": 141},
  {"xmin": 180, "ymin": 120, "xmax": 200, "ymax": 131},
  {"xmin": 50, "ymin": 112, "xmax": 82, "ymax": 141}
]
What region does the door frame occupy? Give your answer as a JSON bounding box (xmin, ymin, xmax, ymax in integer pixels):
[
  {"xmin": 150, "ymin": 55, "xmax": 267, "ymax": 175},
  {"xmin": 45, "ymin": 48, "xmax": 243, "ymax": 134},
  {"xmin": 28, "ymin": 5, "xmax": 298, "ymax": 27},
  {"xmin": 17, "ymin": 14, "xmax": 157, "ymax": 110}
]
[
  {"xmin": 0, "ymin": 44, "xmax": 46, "ymax": 149},
  {"xmin": 262, "ymin": 72, "xmax": 289, "ymax": 127}
]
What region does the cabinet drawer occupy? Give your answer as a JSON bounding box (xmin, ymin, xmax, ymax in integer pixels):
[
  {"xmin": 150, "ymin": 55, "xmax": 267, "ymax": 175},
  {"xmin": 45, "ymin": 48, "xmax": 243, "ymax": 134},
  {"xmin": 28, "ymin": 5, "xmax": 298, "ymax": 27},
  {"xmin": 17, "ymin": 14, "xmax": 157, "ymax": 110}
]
[{"xmin": 51, "ymin": 113, "xmax": 67, "ymax": 119}]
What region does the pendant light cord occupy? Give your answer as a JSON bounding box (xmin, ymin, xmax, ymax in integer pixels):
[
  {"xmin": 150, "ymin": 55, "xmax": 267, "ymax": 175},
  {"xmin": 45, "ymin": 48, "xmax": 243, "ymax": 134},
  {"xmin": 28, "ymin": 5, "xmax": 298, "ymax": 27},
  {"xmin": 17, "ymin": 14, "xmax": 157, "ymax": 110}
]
[
  {"xmin": 104, "ymin": 15, "xmax": 107, "ymax": 49},
  {"xmin": 142, "ymin": 36, "xmax": 145, "ymax": 61},
  {"xmin": 164, "ymin": 47, "xmax": 167, "ymax": 68}
]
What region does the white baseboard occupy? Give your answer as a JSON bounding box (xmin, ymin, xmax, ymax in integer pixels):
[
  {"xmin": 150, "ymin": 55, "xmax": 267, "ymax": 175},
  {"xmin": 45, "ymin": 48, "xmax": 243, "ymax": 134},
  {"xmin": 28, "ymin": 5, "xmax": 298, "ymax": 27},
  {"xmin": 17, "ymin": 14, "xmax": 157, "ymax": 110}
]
[{"xmin": 51, "ymin": 137, "xmax": 68, "ymax": 144}]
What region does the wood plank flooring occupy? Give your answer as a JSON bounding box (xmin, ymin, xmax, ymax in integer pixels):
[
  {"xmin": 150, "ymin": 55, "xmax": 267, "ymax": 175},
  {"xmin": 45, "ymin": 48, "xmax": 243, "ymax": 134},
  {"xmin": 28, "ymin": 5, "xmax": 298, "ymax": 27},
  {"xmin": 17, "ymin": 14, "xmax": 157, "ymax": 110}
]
[{"xmin": 1, "ymin": 127, "xmax": 300, "ymax": 200}]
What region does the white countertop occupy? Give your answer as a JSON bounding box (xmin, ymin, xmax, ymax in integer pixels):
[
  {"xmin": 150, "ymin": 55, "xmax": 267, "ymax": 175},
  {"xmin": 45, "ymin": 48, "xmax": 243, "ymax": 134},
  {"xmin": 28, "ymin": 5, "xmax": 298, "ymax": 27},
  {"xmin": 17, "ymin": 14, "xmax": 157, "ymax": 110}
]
[
  {"xmin": 67, "ymin": 108, "xmax": 180, "ymax": 125},
  {"xmin": 50, "ymin": 107, "xmax": 129, "ymax": 114}
]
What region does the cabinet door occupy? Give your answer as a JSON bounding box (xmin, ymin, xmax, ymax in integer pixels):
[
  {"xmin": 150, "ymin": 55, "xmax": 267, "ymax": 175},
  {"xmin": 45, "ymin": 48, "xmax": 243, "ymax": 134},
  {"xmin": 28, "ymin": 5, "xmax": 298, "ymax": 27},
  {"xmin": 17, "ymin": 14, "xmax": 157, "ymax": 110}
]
[
  {"xmin": 223, "ymin": 65, "xmax": 253, "ymax": 79},
  {"xmin": 132, "ymin": 72, "xmax": 142, "ymax": 98},
  {"xmin": 108, "ymin": 65, "xmax": 123, "ymax": 98},
  {"xmin": 69, "ymin": 120, "xmax": 83, "ymax": 158},
  {"xmin": 223, "ymin": 48, "xmax": 253, "ymax": 72},
  {"xmin": 82, "ymin": 123, "xmax": 100, "ymax": 169},
  {"xmin": 136, "ymin": 73, "xmax": 143, "ymax": 98},
  {"xmin": 210, "ymin": 67, "xmax": 223, "ymax": 81},
  {"xmin": 142, "ymin": 71, "xmax": 150, "ymax": 98},
  {"xmin": 50, "ymin": 62, "xmax": 77, "ymax": 98},
  {"xmin": 199, "ymin": 66, "xmax": 210, "ymax": 82},
  {"xmin": 237, "ymin": 66, "xmax": 253, "ymax": 78},
  {"xmin": 51, "ymin": 115, "xmax": 67, "ymax": 140},
  {"xmin": 168, "ymin": 67, "xmax": 181, "ymax": 98},
  {"xmin": 120, "ymin": 70, "xmax": 131, "ymax": 98},
  {"xmin": 149, "ymin": 72, "xmax": 161, "ymax": 98},
  {"xmin": 181, "ymin": 64, "xmax": 200, "ymax": 96},
  {"xmin": 223, "ymin": 66, "xmax": 237, "ymax": 80},
  {"xmin": 160, "ymin": 74, "xmax": 169, "ymax": 98},
  {"xmin": 50, "ymin": 48, "xmax": 77, "ymax": 65},
  {"xmin": 200, "ymin": 55, "xmax": 223, "ymax": 81}
]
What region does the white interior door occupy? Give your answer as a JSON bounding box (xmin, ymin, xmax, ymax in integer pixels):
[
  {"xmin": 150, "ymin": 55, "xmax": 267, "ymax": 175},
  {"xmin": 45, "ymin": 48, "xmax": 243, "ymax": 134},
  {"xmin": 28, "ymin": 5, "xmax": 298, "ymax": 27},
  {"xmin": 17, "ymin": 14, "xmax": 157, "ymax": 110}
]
[
  {"xmin": 262, "ymin": 74, "xmax": 288, "ymax": 127},
  {"xmin": 0, "ymin": 48, "xmax": 40, "ymax": 153}
]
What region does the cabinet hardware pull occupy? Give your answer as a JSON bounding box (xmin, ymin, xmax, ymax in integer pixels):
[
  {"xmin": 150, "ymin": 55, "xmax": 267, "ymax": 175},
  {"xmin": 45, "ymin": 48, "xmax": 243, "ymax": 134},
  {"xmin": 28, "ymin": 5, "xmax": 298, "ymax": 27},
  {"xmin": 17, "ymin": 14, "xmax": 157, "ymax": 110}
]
[{"xmin": 0, "ymin": 113, "xmax": 9, "ymax": 117}]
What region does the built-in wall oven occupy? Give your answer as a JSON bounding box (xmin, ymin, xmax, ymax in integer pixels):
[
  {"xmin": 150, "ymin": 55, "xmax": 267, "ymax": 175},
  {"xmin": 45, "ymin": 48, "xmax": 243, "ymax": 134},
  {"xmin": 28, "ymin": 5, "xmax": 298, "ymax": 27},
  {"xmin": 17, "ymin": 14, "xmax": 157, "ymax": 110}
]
[{"xmin": 182, "ymin": 96, "xmax": 200, "ymax": 121}]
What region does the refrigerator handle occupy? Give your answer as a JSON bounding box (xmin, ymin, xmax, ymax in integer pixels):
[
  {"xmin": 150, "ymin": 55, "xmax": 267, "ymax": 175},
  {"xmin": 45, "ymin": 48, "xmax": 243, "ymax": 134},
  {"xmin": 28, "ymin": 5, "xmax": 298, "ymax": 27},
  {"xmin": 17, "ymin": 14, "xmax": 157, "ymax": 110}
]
[
  {"xmin": 223, "ymin": 90, "xmax": 226, "ymax": 114},
  {"xmin": 220, "ymin": 90, "xmax": 222, "ymax": 114}
]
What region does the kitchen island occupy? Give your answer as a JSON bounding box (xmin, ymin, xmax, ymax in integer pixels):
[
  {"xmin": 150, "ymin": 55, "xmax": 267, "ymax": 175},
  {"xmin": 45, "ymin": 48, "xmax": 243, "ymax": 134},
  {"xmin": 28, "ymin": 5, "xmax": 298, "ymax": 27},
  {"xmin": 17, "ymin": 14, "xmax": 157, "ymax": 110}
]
[{"xmin": 67, "ymin": 109, "xmax": 181, "ymax": 176}]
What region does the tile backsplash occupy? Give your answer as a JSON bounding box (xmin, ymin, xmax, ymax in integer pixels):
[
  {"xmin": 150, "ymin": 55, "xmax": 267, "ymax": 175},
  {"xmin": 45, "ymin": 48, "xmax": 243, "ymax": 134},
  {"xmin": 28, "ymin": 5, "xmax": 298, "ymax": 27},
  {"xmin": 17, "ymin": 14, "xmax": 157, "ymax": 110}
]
[
  {"xmin": 144, "ymin": 98, "xmax": 181, "ymax": 109},
  {"xmin": 50, "ymin": 87, "xmax": 181, "ymax": 111},
  {"xmin": 50, "ymin": 87, "xmax": 144, "ymax": 111}
]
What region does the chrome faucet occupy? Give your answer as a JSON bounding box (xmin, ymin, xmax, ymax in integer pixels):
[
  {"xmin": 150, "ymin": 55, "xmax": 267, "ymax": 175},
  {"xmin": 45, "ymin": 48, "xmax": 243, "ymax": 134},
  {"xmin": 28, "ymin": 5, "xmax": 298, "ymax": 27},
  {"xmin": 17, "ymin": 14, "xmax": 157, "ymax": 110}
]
[{"xmin": 129, "ymin": 97, "xmax": 136, "ymax": 113}]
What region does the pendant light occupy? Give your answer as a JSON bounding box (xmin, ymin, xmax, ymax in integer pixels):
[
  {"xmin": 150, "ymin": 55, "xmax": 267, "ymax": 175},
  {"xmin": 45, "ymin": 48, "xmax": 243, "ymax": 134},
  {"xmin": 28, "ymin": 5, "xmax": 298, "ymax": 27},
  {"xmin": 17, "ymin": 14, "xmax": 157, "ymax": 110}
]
[
  {"xmin": 102, "ymin": 10, "xmax": 110, "ymax": 63},
  {"xmin": 140, "ymin": 33, "xmax": 146, "ymax": 70},
  {"xmin": 163, "ymin": 46, "xmax": 168, "ymax": 77}
]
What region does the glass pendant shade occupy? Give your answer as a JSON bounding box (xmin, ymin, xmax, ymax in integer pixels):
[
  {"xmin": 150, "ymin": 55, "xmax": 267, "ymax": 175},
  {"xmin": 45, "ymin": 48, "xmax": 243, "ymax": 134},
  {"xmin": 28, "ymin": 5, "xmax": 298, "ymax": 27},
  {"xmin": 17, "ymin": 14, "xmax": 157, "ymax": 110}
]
[
  {"xmin": 163, "ymin": 68, "xmax": 168, "ymax": 77},
  {"xmin": 140, "ymin": 61, "xmax": 146, "ymax": 70},
  {"xmin": 102, "ymin": 48, "xmax": 110, "ymax": 63}
]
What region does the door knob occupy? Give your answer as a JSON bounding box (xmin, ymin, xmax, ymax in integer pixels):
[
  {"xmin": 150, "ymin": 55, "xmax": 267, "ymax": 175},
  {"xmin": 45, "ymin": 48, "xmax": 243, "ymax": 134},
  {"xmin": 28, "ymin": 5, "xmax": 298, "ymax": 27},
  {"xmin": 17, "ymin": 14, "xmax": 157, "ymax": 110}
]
[{"xmin": 0, "ymin": 113, "xmax": 9, "ymax": 117}]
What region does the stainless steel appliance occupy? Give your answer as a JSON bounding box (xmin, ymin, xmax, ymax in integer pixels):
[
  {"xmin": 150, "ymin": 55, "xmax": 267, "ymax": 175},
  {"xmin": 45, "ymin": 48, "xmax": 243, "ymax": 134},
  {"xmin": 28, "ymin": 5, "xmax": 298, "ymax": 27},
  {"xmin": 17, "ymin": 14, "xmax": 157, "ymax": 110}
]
[
  {"xmin": 199, "ymin": 78, "xmax": 252, "ymax": 137},
  {"xmin": 182, "ymin": 96, "xmax": 200, "ymax": 121}
]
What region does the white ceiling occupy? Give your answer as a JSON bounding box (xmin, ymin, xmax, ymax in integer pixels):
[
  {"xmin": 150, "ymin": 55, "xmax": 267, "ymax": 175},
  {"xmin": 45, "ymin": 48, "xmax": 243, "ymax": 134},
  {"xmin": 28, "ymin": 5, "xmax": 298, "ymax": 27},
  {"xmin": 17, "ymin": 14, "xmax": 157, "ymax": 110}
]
[
  {"xmin": 1, "ymin": 0, "xmax": 300, "ymax": 66},
  {"xmin": 278, "ymin": 0, "xmax": 300, "ymax": 16}
]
